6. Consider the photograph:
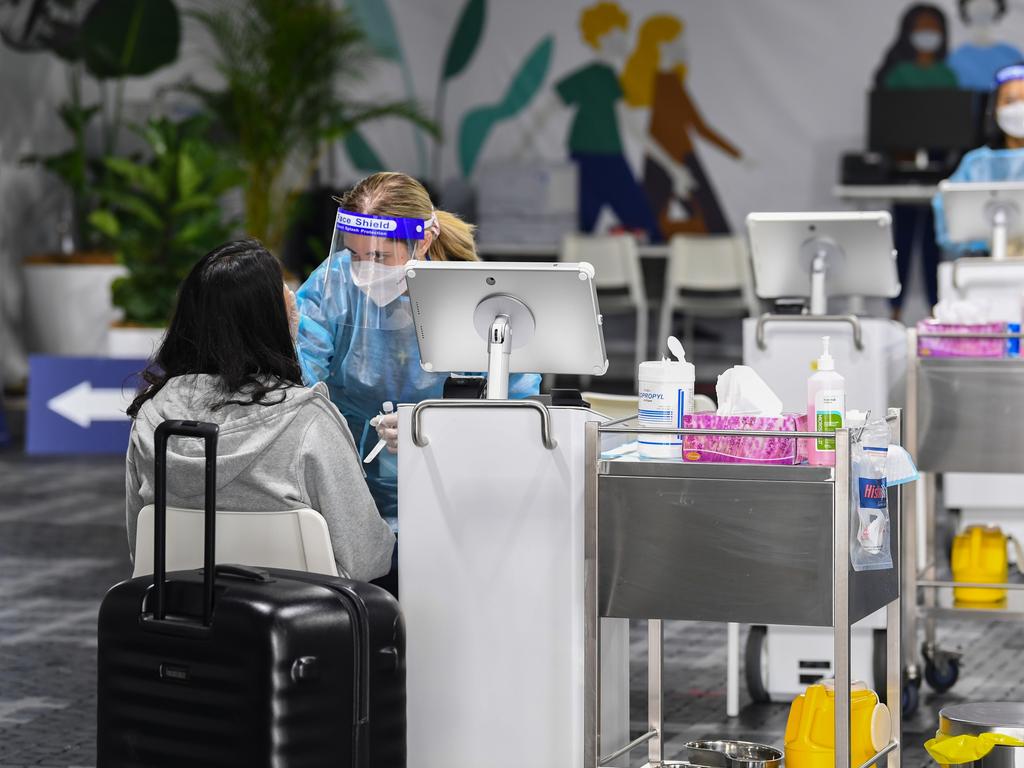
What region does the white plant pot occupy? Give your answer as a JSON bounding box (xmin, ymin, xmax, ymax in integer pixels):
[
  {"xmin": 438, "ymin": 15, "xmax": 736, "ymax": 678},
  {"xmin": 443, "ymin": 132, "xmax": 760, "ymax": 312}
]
[
  {"xmin": 107, "ymin": 326, "xmax": 165, "ymax": 360},
  {"xmin": 24, "ymin": 261, "xmax": 127, "ymax": 356}
]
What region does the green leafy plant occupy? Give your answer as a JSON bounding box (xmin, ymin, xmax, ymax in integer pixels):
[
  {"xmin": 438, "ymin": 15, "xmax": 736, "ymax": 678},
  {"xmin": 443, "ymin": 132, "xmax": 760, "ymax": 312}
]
[
  {"xmin": 88, "ymin": 117, "xmax": 242, "ymax": 326},
  {"xmin": 185, "ymin": 0, "xmax": 435, "ymax": 255},
  {"xmin": 5, "ymin": 0, "xmax": 181, "ymax": 251}
]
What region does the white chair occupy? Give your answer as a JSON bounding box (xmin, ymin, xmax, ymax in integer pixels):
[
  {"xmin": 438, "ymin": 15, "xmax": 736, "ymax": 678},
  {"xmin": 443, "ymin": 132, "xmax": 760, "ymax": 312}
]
[
  {"xmin": 657, "ymin": 235, "xmax": 759, "ymax": 356},
  {"xmin": 132, "ymin": 505, "xmax": 339, "ymax": 578},
  {"xmin": 560, "ymin": 233, "xmax": 648, "ymax": 376}
]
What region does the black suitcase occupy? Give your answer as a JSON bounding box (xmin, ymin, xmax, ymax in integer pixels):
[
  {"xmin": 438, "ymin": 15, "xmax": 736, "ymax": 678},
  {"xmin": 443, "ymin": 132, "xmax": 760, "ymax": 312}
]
[{"xmin": 97, "ymin": 420, "xmax": 405, "ymax": 767}]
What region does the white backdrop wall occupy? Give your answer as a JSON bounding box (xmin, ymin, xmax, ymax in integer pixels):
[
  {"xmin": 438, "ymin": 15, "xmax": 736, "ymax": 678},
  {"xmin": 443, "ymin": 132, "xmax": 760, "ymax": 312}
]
[{"xmin": 4, "ymin": 0, "xmax": 1024, "ymax": 379}]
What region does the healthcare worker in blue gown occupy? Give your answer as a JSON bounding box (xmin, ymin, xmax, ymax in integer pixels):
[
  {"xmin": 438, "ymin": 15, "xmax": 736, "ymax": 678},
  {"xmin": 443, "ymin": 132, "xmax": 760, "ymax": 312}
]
[
  {"xmin": 934, "ymin": 63, "xmax": 1024, "ymax": 253},
  {"xmin": 294, "ymin": 172, "xmax": 541, "ymax": 536}
]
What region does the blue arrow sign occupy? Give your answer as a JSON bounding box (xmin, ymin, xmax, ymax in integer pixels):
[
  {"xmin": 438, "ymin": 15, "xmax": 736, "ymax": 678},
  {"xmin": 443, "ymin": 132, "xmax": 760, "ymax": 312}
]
[{"xmin": 27, "ymin": 356, "xmax": 148, "ymax": 455}]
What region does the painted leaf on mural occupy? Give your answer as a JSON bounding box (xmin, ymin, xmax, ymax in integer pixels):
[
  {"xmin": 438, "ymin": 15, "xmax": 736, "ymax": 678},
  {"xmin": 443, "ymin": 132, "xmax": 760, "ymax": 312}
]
[
  {"xmin": 345, "ymin": 0, "xmax": 401, "ymax": 60},
  {"xmin": 442, "ymin": 0, "xmax": 486, "ymax": 80},
  {"xmin": 458, "ymin": 35, "xmax": 554, "ymax": 177},
  {"xmin": 344, "ymin": 129, "xmax": 384, "ymax": 172}
]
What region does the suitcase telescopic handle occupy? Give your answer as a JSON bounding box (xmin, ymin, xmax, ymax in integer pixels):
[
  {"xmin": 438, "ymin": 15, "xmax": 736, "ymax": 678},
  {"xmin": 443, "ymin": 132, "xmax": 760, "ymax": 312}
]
[{"xmin": 153, "ymin": 420, "xmax": 219, "ymax": 625}]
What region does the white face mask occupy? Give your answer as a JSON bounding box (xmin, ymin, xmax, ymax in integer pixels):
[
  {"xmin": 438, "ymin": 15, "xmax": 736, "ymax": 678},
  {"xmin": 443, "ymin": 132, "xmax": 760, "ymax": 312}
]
[
  {"xmin": 910, "ymin": 29, "xmax": 943, "ymax": 53},
  {"xmin": 350, "ymin": 260, "xmax": 408, "ymax": 307},
  {"xmin": 966, "ymin": 0, "xmax": 999, "ymax": 26},
  {"xmin": 997, "ymin": 101, "xmax": 1024, "ymax": 139}
]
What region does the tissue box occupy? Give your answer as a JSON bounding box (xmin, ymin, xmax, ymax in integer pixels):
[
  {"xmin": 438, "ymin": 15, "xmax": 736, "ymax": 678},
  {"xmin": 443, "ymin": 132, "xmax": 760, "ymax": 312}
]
[
  {"xmin": 917, "ymin": 321, "xmax": 1006, "ymax": 358},
  {"xmin": 682, "ymin": 413, "xmax": 803, "ymax": 465}
]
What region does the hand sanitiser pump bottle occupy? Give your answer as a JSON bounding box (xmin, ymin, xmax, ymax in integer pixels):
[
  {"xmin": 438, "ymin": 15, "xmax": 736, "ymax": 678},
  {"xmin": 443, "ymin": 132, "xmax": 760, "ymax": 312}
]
[{"xmin": 807, "ymin": 336, "xmax": 845, "ymax": 467}]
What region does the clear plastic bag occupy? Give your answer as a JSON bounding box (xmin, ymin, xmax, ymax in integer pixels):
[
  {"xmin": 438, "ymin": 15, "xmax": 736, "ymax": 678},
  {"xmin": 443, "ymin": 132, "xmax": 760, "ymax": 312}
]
[{"xmin": 849, "ymin": 421, "xmax": 893, "ymax": 572}]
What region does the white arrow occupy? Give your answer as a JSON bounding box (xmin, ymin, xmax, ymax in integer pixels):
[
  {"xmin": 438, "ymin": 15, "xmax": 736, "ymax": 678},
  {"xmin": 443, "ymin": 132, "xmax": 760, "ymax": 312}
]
[{"xmin": 47, "ymin": 381, "xmax": 133, "ymax": 428}]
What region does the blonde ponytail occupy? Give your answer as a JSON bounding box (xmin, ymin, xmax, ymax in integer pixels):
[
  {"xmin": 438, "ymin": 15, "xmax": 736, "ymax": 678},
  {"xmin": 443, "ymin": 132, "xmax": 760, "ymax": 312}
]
[
  {"xmin": 340, "ymin": 172, "xmax": 479, "ymax": 262},
  {"xmin": 428, "ymin": 209, "xmax": 478, "ymax": 262}
]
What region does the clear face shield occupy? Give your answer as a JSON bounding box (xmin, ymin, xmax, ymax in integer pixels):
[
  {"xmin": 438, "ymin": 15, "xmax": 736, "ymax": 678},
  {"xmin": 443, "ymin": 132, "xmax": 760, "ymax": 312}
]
[{"xmin": 318, "ymin": 206, "xmax": 437, "ymax": 332}]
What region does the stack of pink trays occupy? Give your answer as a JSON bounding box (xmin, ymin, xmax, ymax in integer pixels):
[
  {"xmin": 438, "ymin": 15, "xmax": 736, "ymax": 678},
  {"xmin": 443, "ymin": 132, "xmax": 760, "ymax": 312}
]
[
  {"xmin": 682, "ymin": 413, "xmax": 808, "ymax": 465},
  {"xmin": 916, "ymin": 320, "xmax": 1006, "ymax": 358}
]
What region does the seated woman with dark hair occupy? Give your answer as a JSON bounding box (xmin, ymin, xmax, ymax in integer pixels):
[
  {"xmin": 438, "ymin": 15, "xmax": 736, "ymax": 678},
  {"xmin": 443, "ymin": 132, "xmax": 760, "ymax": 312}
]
[{"xmin": 125, "ymin": 239, "xmax": 394, "ymax": 581}]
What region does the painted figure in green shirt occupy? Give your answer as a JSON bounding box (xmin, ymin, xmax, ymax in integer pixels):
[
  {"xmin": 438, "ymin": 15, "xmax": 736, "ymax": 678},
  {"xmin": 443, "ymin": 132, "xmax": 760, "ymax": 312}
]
[{"xmin": 550, "ymin": 1, "xmax": 663, "ymax": 241}]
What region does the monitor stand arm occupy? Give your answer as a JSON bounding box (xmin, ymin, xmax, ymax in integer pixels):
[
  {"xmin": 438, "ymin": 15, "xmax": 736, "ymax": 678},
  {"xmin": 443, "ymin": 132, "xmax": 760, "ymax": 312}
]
[
  {"xmin": 486, "ymin": 314, "xmax": 512, "ymax": 400},
  {"xmin": 809, "ymin": 250, "xmax": 828, "ymax": 316},
  {"xmin": 991, "ymin": 205, "xmax": 1009, "ymax": 262}
]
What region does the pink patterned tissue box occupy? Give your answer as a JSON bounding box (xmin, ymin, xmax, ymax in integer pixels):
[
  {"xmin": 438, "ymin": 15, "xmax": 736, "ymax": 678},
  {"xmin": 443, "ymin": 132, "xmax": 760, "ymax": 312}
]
[
  {"xmin": 683, "ymin": 413, "xmax": 803, "ymax": 465},
  {"xmin": 916, "ymin": 321, "xmax": 1005, "ymax": 358}
]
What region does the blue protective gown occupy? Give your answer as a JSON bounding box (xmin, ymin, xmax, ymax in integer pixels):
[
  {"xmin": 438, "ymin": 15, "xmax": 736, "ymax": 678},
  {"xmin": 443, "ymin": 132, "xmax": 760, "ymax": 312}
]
[
  {"xmin": 295, "ymin": 251, "xmax": 541, "ymax": 523},
  {"xmin": 933, "ymin": 146, "xmax": 1024, "ymax": 253}
]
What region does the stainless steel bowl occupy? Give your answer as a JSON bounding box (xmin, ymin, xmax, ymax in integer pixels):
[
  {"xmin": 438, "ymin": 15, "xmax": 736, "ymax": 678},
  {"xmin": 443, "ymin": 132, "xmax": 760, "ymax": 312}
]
[
  {"xmin": 939, "ymin": 703, "xmax": 1024, "ymax": 768},
  {"xmin": 684, "ymin": 739, "xmax": 784, "ymax": 768}
]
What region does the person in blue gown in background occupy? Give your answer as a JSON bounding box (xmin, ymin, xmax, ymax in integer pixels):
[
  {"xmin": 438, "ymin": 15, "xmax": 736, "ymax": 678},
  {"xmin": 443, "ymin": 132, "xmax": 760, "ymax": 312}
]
[{"xmin": 935, "ymin": 63, "xmax": 1024, "ymax": 254}]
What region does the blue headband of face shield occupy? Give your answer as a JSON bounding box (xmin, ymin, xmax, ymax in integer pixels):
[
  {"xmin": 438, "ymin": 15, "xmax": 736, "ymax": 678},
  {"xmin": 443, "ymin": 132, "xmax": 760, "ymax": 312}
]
[
  {"xmin": 335, "ymin": 208, "xmax": 430, "ymax": 240},
  {"xmin": 996, "ymin": 64, "xmax": 1024, "ymax": 87}
]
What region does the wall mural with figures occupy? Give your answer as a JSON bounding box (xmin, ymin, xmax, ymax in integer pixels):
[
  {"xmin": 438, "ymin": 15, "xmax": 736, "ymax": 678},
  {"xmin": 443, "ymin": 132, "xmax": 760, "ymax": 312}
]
[{"xmin": 333, "ymin": 0, "xmax": 1024, "ymax": 244}]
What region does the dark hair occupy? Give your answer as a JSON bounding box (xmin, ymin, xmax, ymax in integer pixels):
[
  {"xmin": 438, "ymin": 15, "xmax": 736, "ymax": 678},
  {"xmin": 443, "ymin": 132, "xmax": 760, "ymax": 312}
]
[
  {"xmin": 959, "ymin": 0, "xmax": 1007, "ymax": 23},
  {"xmin": 873, "ymin": 4, "xmax": 950, "ymax": 88},
  {"xmin": 127, "ymin": 239, "xmax": 303, "ymax": 417}
]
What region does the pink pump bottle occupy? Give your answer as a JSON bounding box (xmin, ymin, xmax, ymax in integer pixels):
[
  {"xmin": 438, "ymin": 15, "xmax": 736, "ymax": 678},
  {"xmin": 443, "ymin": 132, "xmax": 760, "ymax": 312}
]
[{"xmin": 807, "ymin": 336, "xmax": 845, "ymax": 467}]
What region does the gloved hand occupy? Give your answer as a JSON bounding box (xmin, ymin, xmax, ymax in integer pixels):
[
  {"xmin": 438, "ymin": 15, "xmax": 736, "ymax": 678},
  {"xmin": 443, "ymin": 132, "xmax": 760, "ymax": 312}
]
[{"xmin": 375, "ymin": 411, "xmax": 399, "ymax": 453}]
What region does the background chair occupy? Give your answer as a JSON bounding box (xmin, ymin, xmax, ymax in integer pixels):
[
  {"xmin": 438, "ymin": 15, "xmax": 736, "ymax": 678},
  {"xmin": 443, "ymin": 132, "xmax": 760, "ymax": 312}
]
[
  {"xmin": 658, "ymin": 235, "xmax": 760, "ymax": 357},
  {"xmin": 132, "ymin": 505, "xmax": 339, "ymax": 578},
  {"xmin": 560, "ymin": 233, "xmax": 648, "ymax": 381}
]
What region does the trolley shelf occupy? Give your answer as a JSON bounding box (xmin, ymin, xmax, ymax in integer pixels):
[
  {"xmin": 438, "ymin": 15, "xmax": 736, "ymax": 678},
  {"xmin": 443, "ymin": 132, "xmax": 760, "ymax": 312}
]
[
  {"xmin": 906, "ymin": 329, "xmax": 1024, "ymax": 693},
  {"xmin": 915, "ymin": 357, "xmax": 1024, "ymax": 474},
  {"xmin": 597, "ymin": 458, "xmax": 897, "ymax": 628},
  {"xmin": 584, "ymin": 413, "xmax": 903, "ymax": 768}
]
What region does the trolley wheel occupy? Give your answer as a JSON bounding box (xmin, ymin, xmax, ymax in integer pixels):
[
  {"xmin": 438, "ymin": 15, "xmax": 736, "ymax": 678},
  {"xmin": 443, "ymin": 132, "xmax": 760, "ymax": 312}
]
[
  {"xmin": 745, "ymin": 625, "xmax": 770, "ymax": 703},
  {"xmin": 925, "ymin": 655, "xmax": 960, "ymax": 693},
  {"xmin": 872, "ymin": 629, "xmax": 887, "ymax": 699},
  {"xmin": 902, "ymin": 677, "xmax": 921, "ymax": 718}
]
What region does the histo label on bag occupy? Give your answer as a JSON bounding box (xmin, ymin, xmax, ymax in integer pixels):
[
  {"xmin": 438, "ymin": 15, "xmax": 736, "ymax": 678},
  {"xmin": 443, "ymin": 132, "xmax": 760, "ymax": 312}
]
[
  {"xmin": 859, "ymin": 477, "xmax": 888, "ymax": 509},
  {"xmin": 814, "ymin": 390, "xmax": 844, "ymax": 451}
]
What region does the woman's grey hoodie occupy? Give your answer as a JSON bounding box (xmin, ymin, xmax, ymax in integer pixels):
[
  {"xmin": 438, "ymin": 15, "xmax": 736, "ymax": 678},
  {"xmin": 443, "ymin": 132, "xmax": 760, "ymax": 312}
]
[{"xmin": 125, "ymin": 374, "xmax": 395, "ymax": 581}]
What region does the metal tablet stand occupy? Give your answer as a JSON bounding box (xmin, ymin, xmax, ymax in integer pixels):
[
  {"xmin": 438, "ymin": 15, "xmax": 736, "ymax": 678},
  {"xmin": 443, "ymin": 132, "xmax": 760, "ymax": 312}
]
[{"xmin": 473, "ymin": 294, "xmax": 536, "ymax": 400}]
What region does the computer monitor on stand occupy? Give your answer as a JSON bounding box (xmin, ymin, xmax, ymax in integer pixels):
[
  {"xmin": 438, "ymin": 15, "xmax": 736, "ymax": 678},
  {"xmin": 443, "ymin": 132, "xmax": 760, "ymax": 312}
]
[
  {"xmin": 746, "ymin": 211, "xmax": 900, "ymax": 316},
  {"xmin": 869, "ymin": 89, "xmax": 984, "ymax": 178},
  {"xmin": 939, "ymin": 181, "xmax": 1024, "ymax": 262},
  {"xmin": 404, "ymin": 260, "xmax": 609, "ymax": 399}
]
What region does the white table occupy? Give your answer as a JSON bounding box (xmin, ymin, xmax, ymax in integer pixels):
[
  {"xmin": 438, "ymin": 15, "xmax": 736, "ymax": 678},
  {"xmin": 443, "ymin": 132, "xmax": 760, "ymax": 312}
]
[
  {"xmin": 477, "ymin": 242, "xmax": 670, "ymax": 259},
  {"xmin": 833, "ymin": 183, "xmax": 938, "ymax": 205}
]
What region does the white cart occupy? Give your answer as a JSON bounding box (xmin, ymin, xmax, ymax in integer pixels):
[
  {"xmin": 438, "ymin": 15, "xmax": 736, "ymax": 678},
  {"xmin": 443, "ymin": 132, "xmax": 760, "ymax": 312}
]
[
  {"xmin": 741, "ymin": 313, "xmax": 907, "ymax": 704},
  {"xmin": 398, "ymin": 400, "xmax": 630, "ymax": 768}
]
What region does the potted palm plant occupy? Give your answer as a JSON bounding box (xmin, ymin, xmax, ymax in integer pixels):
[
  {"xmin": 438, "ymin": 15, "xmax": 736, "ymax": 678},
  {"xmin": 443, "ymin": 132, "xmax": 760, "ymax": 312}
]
[
  {"xmin": 183, "ymin": 0, "xmax": 434, "ymax": 257},
  {"xmin": 89, "ymin": 116, "xmax": 242, "ymax": 359},
  {"xmin": 4, "ymin": 0, "xmax": 181, "ymax": 356}
]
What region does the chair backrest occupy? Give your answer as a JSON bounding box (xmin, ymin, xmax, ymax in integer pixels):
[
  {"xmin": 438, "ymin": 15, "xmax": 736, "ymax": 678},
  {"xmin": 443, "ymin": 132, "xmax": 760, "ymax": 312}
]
[
  {"xmin": 560, "ymin": 233, "xmax": 645, "ymax": 304},
  {"xmin": 132, "ymin": 505, "xmax": 339, "ymax": 578},
  {"xmin": 665, "ymin": 234, "xmax": 751, "ymax": 290}
]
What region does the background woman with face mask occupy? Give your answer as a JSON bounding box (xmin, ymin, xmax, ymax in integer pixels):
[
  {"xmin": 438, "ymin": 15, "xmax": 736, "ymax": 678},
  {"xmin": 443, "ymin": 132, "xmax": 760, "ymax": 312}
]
[
  {"xmin": 294, "ymin": 172, "xmax": 541, "ymax": 532},
  {"xmin": 873, "ymin": 4, "xmax": 956, "ymax": 316},
  {"xmin": 874, "ymin": 4, "xmax": 958, "ymax": 89},
  {"xmin": 933, "ymin": 63, "xmax": 1024, "ymax": 254}
]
